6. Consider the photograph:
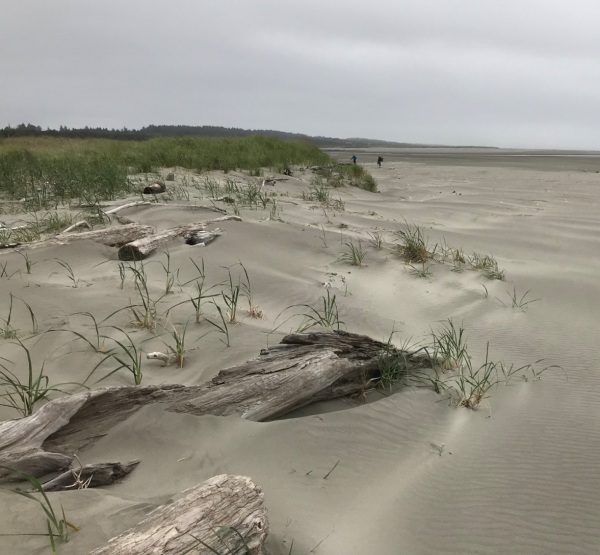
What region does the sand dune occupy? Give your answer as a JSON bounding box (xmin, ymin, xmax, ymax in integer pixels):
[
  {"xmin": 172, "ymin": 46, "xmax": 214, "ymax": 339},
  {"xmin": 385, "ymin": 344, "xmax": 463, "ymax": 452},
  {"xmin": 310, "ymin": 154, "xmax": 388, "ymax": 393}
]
[{"xmin": 1, "ymin": 150, "xmax": 599, "ymax": 554}]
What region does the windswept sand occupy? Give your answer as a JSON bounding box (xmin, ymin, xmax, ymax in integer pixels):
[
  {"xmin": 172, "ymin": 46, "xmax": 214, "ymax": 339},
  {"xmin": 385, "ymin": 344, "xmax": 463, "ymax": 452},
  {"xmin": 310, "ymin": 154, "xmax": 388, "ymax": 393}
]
[{"xmin": 1, "ymin": 149, "xmax": 600, "ymax": 554}]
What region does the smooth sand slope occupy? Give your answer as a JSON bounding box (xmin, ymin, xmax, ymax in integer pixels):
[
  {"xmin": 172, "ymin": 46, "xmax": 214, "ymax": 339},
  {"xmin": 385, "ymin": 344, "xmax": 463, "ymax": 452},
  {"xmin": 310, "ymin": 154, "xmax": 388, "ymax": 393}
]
[{"xmin": 1, "ymin": 149, "xmax": 600, "ymax": 554}]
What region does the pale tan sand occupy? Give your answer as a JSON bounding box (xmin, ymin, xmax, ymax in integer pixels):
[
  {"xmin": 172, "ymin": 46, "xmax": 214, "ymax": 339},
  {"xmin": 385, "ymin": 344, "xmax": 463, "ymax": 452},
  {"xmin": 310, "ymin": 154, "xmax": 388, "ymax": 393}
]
[{"xmin": 1, "ymin": 151, "xmax": 600, "ymax": 554}]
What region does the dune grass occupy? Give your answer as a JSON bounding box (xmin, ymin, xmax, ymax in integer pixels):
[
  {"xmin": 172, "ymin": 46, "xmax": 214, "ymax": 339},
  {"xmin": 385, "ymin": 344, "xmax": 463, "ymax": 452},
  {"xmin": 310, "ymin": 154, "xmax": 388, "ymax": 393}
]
[
  {"xmin": 395, "ymin": 221, "xmax": 434, "ymax": 263},
  {"xmin": 316, "ymin": 163, "xmax": 377, "ymax": 192},
  {"xmin": 0, "ymin": 338, "xmax": 80, "ymax": 416},
  {"xmin": 337, "ymin": 240, "xmax": 368, "ymax": 266},
  {"xmin": 1, "ymin": 468, "xmax": 79, "ymax": 553},
  {"xmin": 0, "ymin": 135, "xmax": 330, "ymax": 208}
]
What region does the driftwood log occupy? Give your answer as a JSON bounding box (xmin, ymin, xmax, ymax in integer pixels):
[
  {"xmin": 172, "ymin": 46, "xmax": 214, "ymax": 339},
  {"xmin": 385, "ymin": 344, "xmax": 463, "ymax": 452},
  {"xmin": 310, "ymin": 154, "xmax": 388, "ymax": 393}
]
[
  {"xmin": 90, "ymin": 474, "xmax": 268, "ymax": 555},
  {"xmin": 0, "ymin": 331, "xmax": 427, "ymax": 479},
  {"xmin": 117, "ymin": 215, "xmax": 241, "ymax": 260},
  {"xmin": 11, "ymin": 224, "xmax": 155, "ymax": 251}
]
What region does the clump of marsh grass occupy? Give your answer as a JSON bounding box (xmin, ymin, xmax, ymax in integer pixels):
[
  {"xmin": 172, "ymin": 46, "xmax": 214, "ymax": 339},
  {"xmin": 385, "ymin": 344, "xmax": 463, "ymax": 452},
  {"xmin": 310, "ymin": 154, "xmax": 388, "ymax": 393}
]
[
  {"xmin": 367, "ymin": 230, "xmax": 384, "ymax": 250},
  {"xmin": 205, "ymin": 301, "xmax": 231, "ymax": 347},
  {"xmin": 275, "ymin": 290, "xmax": 345, "ymax": 333},
  {"xmin": 221, "ymin": 265, "xmax": 242, "ymax": 324},
  {"xmin": 0, "ymin": 293, "xmax": 18, "ymax": 339},
  {"xmin": 407, "ymin": 320, "xmax": 564, "ymax": 409},
  {"xmin": 394, "ymin": 221, "xmax": 433, "ymax": 263},
  {"xmin": 52, "ymin": 259, "xmax": 80, "ymax": 288},
  {"xmin": 15, "ymin": 250, "xmax": 36, "ymax": 275},
  {"xmin": 0, "ymin": 338, "xmax": 80, "ymax": 416},
  {"xmin": 426, "ymin": 319, "xmax": 469, "ymax": 371},
  {"xmin": 377, "ymin": 339, "xmax": 413, "ymax": 391},
  {"xmin": 499, "ymin": 285, "xmax": 540, "ymax": 310},
  {"xmin": 409, "ymin": 262, "xmax": 432, "ymax": 278},
  {"xmin": 336, "ymin": 240, "xmax": 367, "ymax": 266},
  {"xmin": 87, "ymin": 327, "xmax": 144, "ymax": 385},
  {"xmin": 128, "ymin": 263, "xmax": 163, "ymax": 331},
  {"xmin": 238, "ymin": 262, "xmax": 263, "ymax": 319},
  {"xmin": 164, "ymin": 321, "xmax": 188, "ymax": 368},
  {"xmin": 468, "ymin": 252, "xmax": 506, "ymax": 280}
]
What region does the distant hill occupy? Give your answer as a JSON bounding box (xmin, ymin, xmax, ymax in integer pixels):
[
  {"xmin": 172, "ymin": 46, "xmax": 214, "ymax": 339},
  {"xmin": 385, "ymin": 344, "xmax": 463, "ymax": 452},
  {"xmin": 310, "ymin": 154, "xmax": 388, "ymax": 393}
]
[{"xmin": 0, "ymin": 123, "xmax": 484, "ymax": 149}]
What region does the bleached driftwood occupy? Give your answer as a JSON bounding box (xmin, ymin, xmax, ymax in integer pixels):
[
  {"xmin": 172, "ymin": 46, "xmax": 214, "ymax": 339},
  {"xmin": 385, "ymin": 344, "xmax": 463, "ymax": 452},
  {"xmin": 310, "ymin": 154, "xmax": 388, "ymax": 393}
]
[
  {"xmin": 117, "ymin": 215, "xmax": 241, "ymax": 260},
  {"xmin": 41, "ymin": 460, "xmax": 140, "ymax": 491},
  {"xmin": 0, "ymin": 332, "xmax": 428, "ymax": 477},
  {"xmin": 61, "ymin": 220, "xmax": 91, "ymax": 233},
  {"xmin": 104, "ymin": 202, "xmax": 226, "ymax": 215},
  {"xmin": 14, "ymin": 224, "xmax": 155, "ymax": 251},
  {"xmin": 90, "ymin": 474, "xmax": 268, "ymax": 555}
]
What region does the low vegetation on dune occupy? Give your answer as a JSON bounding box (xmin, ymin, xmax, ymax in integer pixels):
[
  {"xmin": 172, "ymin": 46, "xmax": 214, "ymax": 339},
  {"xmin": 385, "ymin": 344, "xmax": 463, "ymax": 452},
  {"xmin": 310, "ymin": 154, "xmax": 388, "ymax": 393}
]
[{"xmin": 314, "ymin": 162, "xmax": 378, "ymax": 192}]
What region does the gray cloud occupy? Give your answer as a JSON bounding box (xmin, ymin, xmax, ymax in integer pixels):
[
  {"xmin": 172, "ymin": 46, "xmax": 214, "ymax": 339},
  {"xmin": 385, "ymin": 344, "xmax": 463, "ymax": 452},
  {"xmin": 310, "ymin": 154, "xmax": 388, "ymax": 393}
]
[{"xmin": 2, "ymin": 0, "xmax": 599, "ymax": 149}]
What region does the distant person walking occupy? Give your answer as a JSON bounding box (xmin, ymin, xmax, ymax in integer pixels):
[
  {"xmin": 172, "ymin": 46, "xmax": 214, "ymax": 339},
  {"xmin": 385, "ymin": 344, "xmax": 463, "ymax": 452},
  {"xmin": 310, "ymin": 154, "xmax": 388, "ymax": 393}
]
[
  {"xmin": 377, "ymin": 156, "xmax": 383, "ymax": 167},
  {"xmin": 351, "ymin": 155, "xmax": 357, "ymax": 164}
]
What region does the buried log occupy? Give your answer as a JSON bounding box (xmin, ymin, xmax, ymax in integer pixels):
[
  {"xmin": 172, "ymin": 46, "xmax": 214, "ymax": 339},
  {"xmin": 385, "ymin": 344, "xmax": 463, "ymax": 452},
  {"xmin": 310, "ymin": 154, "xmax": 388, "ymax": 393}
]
[
  {"xmin": 117, "ymin": 215, "xmax": 241, "ymax": 260},
  {"xmin": 90, "ymin": 474, "xmax": 268, "ymax": 555},
  {"xmin": 10, "ymin": 223, "xmax": 156, "ymax": 251},
  {"xmin": 41, "ymin": 460, "xmax": 140, "ymax": 491},
  {"xmin": 0, "ymin": 331, "xmax": 427, "ymax": 477},
  {"xmin": 184, "ymin": 228, "xmax": 223, "ymax": 246}
]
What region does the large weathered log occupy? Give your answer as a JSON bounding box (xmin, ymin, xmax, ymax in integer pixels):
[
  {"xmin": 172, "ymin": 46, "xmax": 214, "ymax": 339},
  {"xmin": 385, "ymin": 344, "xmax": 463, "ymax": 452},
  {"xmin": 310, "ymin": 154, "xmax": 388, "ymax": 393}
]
[
  {"xmin": 1, "ymin": 332, "xmax": 427, "ymax": 475},
  {"xmin": 13, "ymin": 224, "xmax": 155, "ymax": 251},
  {"xmin": 41, "ymin": 460, "xmax": 140, "ymax": 491},
  {"xmin": 90, "ymin": 474, "xmax": 268, "ymax": 555},
  {"xmin": 117, "ymin": 215, "xmax": 241, "ymax": 260}
]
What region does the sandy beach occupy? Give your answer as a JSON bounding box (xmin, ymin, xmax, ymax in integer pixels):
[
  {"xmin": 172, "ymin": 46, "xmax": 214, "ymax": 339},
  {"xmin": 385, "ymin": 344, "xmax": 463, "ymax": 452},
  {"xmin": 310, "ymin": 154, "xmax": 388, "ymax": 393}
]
[{"xmin": 1, "ymin": 148, "xmax": 600, "ymax": 554}]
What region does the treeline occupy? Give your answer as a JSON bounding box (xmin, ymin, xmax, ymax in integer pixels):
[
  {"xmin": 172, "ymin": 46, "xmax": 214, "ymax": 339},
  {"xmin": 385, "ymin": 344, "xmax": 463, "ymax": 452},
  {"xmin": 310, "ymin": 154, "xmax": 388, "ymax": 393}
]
[{"xmin": 0, "ymin": 123, "xmax": 412, "ymax": 148}]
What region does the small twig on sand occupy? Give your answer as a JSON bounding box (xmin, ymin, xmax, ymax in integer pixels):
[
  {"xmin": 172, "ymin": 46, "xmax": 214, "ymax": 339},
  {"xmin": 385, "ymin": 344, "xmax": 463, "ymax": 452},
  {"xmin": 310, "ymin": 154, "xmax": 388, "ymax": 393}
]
[{"xmin": 323, "ymin": 460, "xmax": 340, "ymax": 480}]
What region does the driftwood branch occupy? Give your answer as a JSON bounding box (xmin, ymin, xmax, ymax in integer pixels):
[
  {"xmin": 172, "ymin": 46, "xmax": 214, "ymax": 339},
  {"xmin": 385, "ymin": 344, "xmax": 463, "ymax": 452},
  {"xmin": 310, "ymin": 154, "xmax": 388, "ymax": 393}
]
[
  {"xmin": 117, "ymin": 215, "xmax": 241, "ymax": 260},
  {"xmin": 104, "ymin": 201, "xmax": 226, "ymax": 215},
  {"xmin": 42, "ymin": 460, "xmax": 140, "ymax": 491},
  {"xmin": 90, "ymin": 474, "xmax": 268, "ymax": 555},
  {"xmin": 61, "ymin": 220, "xmax": 91, "ymax": 233}
]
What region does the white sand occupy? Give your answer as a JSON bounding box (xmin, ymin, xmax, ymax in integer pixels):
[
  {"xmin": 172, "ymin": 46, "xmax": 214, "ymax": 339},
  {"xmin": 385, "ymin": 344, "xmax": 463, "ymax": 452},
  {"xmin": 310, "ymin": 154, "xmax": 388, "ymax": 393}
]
[{"xmin": 1, "ymin": 150, "xmax": 600, "ymax": 554}]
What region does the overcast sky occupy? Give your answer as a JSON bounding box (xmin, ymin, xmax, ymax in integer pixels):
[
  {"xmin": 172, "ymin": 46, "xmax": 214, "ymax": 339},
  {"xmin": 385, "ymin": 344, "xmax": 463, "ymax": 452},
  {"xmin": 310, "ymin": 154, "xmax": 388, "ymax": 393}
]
[{"xmin": 2, "ymin": 0, "xmax": 600, "ymax": 149}]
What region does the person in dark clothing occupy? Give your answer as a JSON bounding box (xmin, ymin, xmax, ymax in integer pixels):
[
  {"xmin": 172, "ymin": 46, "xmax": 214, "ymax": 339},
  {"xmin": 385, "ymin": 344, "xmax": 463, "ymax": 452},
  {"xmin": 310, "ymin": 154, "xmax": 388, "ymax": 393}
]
[
  {"xmin": 377, "ymin": 156, "xmax": 384, "ymax": 167},
  {"xmin": 351, "ymin": 155, "xmax": 357, "ymax": 164}
]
